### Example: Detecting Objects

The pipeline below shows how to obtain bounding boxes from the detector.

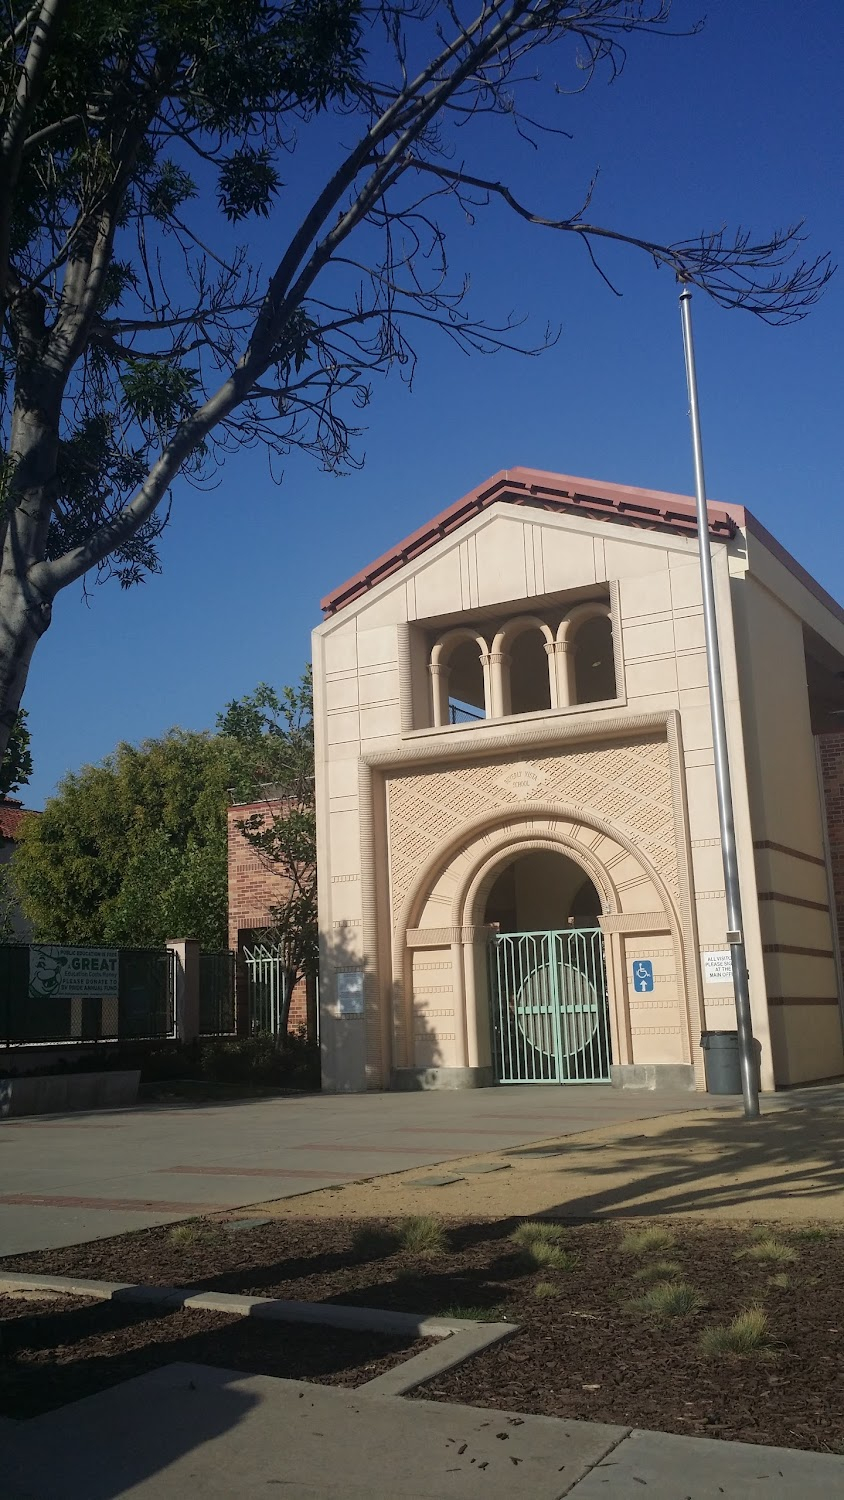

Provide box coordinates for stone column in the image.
[550,639,577,707]
[429,662,449,727]
[167,938,200,1042]
[482,650,510,718]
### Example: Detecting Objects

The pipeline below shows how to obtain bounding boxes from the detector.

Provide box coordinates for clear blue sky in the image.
[20,0,844,807]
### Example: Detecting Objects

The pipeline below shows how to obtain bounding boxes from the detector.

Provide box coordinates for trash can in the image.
[700,1030,742,1094]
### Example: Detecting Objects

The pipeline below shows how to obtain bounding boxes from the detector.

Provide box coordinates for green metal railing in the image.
[489,928,611,1084]
[242,941,287,1036]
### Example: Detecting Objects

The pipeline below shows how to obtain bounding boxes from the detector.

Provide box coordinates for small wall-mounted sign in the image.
[703,949,733,985]
[631,959,654,993]
[336,970,365,1015]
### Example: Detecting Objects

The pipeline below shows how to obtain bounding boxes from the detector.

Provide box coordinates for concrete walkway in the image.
[1,1362,841,1498]
[0,1085,728,1254]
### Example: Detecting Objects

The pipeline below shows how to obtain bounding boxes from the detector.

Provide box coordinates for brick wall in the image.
[818,732,844,955]
[227,801,312,1036]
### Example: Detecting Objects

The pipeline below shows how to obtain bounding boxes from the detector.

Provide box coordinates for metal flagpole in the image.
[678,282,760,1120]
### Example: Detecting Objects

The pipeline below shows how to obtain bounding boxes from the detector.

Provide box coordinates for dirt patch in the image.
[3,1215,843,1450]
[0,1293,428,1419]
[231,1103,844,1225]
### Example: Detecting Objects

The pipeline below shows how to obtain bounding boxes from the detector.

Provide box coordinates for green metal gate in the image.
[489,928,611,1084]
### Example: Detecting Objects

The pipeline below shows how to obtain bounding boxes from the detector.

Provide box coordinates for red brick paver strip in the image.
[0,1121,128,1130]
[0,1193,222,1213]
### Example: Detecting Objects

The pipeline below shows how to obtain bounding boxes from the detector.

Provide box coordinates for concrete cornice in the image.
[361,710,674,773]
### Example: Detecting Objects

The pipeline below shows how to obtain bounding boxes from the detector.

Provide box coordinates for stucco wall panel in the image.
[324,675,359,711]
[357,624,399,669]
[413,546,464,618]
[540,526,597,593]
[604,537,671,580]
[623,619,677,661]
[769,1004,844,1085]
[474,517,529,606]
[625,658,679,698]
[619,570,673,620]
[324,624,357,674]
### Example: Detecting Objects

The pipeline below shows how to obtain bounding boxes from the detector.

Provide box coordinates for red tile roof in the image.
[0,800,37,840]
[320,467,742,616]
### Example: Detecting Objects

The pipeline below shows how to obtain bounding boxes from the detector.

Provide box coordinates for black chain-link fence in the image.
[1,945,175,1046]
[198,951,236,1035]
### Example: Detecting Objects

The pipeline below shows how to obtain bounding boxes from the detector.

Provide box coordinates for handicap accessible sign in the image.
[631,960,654,993]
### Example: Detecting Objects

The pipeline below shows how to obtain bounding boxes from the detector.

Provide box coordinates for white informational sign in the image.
[336,970,365,1015]
[29,946,119,1001]
[703,949,733,985]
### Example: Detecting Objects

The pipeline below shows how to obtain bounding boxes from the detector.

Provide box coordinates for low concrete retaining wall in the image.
[0,1069,140,1117]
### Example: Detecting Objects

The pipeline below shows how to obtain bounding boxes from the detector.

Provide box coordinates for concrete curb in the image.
[0,1271,518,1396]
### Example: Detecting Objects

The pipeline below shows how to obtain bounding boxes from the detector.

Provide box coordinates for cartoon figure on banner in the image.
[29,947,70,999]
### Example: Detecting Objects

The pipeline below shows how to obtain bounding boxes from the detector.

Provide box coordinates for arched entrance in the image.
[484,850,611,1084]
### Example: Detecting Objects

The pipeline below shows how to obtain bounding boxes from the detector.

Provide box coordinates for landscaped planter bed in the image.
[0,1292,428,1419]
[3,1216,843,1451]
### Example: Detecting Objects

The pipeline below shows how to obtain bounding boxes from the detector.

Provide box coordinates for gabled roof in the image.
[320,467,741,616]
[0,799,36,840]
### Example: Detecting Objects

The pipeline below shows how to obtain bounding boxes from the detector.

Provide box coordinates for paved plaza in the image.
[0,1084,731,1254]
[2,1362,843,1499]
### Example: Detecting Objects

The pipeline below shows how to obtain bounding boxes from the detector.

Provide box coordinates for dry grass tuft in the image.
[528,1241,578,1271]
[700,1305,773,1358]
[632,1259,683,1284]
[533,1281,560,1300]
[627,1280,701,1319]
[737,1237,797,1264]
[440,1304,508,1322]
[512,1221,576,1271]
[169,1222,201,1246]
[511,1221,567,1249]
[398,1215,448,1259]
[619,1226,676,1255]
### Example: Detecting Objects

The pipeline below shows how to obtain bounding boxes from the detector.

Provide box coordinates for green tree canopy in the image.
[12,727,248,946]
[0,706,31,796]
[218,670,316,1029]
[0,1,831,767]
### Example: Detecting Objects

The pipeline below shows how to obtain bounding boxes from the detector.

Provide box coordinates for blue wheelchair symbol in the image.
[632,960,654,993]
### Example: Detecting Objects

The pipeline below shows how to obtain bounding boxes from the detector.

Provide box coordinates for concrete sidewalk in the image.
[1,1362,841,1498]
[0,1084,726,1254]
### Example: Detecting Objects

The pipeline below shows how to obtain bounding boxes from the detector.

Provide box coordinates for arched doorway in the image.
[484,850,611,1084]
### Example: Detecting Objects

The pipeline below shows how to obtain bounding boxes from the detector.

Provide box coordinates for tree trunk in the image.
[0,347,64,766]
[0,563,51,765]
[279,968,296,1039]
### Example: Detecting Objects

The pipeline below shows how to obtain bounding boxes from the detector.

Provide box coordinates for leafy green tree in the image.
[218,669,316,1033]
[0,3,830,766]
[11,727,250,946]
[0,706,31,795]
[0,862,18,939]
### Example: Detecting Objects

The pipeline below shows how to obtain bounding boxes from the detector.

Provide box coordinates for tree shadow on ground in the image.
[525,1099,844,1219]
[196,1214,517,1297]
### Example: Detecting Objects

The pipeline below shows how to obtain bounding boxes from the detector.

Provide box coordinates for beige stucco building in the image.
[312,467,844,1095]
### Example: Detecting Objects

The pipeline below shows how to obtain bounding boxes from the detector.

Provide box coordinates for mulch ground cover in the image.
[0,1292,428,1419]
[3,1215,843,1451]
